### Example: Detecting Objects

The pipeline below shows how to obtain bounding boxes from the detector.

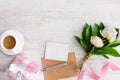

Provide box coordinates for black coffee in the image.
[3,36,16,50]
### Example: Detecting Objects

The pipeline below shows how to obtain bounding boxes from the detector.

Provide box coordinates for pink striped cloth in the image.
[8,55,40,80]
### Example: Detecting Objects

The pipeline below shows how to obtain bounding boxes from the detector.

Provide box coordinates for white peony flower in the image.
[90,36,103,48]
[100,27,117,43]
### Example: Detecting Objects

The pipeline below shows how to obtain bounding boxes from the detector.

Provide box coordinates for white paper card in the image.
[45,42,69,61]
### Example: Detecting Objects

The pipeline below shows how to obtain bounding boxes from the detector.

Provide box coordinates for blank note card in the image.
[45,42,69,61]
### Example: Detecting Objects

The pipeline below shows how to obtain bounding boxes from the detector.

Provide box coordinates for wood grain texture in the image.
[0,0,120,80]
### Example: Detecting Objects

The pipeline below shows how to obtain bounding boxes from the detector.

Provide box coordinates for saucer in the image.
[0,30,24,55]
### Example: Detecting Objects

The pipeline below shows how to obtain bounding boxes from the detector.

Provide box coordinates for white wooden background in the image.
[0,0,120,80]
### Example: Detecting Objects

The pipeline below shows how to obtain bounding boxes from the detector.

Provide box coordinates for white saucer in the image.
[0,30,24,55]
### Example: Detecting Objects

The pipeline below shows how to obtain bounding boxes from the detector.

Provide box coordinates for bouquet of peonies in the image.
[75,22,120,72]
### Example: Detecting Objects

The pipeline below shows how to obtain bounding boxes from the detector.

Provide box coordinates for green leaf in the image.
[93,23,99,36]
[115,28,119,39]
[94,49,109,59]
[74,36,88,52]
[99,22,105,30]
[107,40,120,47]
[100,46,120,57]
[88,44,94,52]
[94,49,106,55]
[82,23,92,44]
[94,46,120,58]
[102,54,109,59]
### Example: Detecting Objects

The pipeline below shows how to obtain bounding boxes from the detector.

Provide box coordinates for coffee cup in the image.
[0,30,24,55]
[1,35,16,50]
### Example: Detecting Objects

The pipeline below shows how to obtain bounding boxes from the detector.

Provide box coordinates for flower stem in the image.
[77,47,94,73]
[77,53,92,73]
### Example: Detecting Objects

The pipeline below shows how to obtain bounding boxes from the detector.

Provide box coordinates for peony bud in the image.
[90,36,103,48]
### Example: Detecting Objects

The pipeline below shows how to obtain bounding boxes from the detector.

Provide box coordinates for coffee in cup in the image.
[2,35,16,50]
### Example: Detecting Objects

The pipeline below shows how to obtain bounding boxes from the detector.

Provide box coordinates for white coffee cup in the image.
[0,30,24,55]
[1,35,16,50]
